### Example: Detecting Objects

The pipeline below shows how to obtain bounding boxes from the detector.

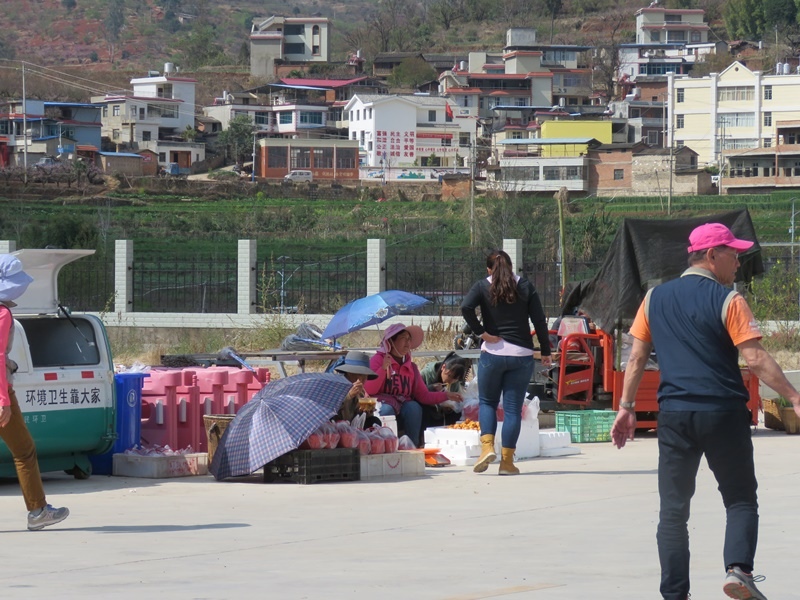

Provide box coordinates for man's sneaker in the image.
[723,566,767,600]
[27,504,69,531]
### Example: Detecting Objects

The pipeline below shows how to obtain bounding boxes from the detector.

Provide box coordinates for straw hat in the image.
[379,323,424,353]
[0,254,33,308]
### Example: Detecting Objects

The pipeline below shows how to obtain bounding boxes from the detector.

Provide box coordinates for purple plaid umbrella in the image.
[209,373,352,480]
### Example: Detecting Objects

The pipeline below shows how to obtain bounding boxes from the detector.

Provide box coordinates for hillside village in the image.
[1,5,800,197]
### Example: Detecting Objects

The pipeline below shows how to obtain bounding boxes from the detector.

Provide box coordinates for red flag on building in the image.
[445,103,453,119]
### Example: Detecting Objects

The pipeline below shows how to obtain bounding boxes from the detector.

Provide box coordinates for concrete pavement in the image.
[1,428,798,599]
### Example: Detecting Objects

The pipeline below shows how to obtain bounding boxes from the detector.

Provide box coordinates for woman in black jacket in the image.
[460,250,552,475]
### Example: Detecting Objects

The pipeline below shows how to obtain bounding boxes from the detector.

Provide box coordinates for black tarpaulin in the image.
[563,209,763,332]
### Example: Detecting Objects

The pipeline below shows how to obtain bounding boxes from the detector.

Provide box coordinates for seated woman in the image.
[420,351,472,393]
[364,323,462,447]
[333,351,380,425]
[420,351,472,429]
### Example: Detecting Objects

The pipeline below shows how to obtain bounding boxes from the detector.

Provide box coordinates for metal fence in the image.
[56,248,800,317]
[384,250,601,318]
[59,255,116,312]
[132,257,238,313]
[386,248,487,316]
[259,254,367,314]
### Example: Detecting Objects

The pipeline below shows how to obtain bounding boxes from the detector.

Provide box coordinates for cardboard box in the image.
[112,453,209,478]
[360,451,425,479]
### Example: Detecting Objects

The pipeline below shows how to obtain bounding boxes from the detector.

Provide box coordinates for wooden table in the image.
[161,349,483,378]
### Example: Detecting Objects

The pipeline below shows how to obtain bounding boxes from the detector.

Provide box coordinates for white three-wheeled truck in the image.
[0,249,116,479]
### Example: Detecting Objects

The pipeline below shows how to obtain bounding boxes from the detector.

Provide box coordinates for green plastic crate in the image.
[555,410,616,443]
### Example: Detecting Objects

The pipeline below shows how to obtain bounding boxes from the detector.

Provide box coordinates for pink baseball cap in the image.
[687,223,754,253]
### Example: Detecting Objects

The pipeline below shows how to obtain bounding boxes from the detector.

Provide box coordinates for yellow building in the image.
[541,120,612,143]
[540,121,611,157]
[669,62,800,167]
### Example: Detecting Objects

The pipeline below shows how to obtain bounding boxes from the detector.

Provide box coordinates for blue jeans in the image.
[379,400,424,448]
[656,410,758,600]
[477,352,534,448]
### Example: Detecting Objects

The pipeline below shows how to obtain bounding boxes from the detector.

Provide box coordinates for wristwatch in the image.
[620,401,636,410]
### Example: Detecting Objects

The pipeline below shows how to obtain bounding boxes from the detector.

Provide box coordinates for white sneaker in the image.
[27,504,70,531]
[723,566,767,600]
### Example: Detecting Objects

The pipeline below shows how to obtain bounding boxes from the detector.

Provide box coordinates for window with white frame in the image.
[764,86,772,100]
[717,87,755,102]
[112,105,120,116]
[676,115,685,129]
[677,89,684,103]
[718,113,755,127]
[764,112,772,127]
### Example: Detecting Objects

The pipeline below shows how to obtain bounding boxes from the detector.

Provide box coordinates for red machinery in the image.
[552,327,760,429]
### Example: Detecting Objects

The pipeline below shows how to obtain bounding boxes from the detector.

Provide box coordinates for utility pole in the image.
[470,142,475,247]
[22,62,28,183]
[470,119,477,247]
[668,127,673,216]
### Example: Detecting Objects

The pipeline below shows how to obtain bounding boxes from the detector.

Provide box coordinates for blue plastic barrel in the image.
[89,372,148,475]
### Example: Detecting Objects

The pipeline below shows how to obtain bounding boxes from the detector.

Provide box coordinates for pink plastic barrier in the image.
[140,367,271,453]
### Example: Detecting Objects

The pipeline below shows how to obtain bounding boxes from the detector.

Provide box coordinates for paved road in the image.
[1,428,797,599]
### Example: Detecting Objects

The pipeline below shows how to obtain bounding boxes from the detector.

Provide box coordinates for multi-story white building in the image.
[668,62,800,169]
[250,16,330,78]
[618,6,717,81]
[344,94,471,169]
[92,67,204,170]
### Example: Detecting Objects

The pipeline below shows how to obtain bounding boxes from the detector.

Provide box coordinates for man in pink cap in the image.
[611,223,800,600]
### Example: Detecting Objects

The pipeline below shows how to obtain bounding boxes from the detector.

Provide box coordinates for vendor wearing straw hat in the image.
[364,323,462,447]
[0,254,70,531]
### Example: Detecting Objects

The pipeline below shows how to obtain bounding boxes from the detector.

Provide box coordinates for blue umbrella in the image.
[209,373,352,480]
[321,290,431,340]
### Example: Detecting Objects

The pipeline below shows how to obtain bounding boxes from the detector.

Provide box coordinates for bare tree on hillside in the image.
[104,0,127,65]
[429,0,465,31]
[588,10,633,102]
[543,0,563,44]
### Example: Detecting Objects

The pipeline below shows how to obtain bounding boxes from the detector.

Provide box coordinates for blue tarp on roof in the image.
[43,102,99,108]
[98,151,142,158]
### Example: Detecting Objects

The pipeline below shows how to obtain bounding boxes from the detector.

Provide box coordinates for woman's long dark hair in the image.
[487,250,517,305]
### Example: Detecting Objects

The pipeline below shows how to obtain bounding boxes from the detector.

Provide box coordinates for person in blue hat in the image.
[0,254,70,531]
[334,350,379,423]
